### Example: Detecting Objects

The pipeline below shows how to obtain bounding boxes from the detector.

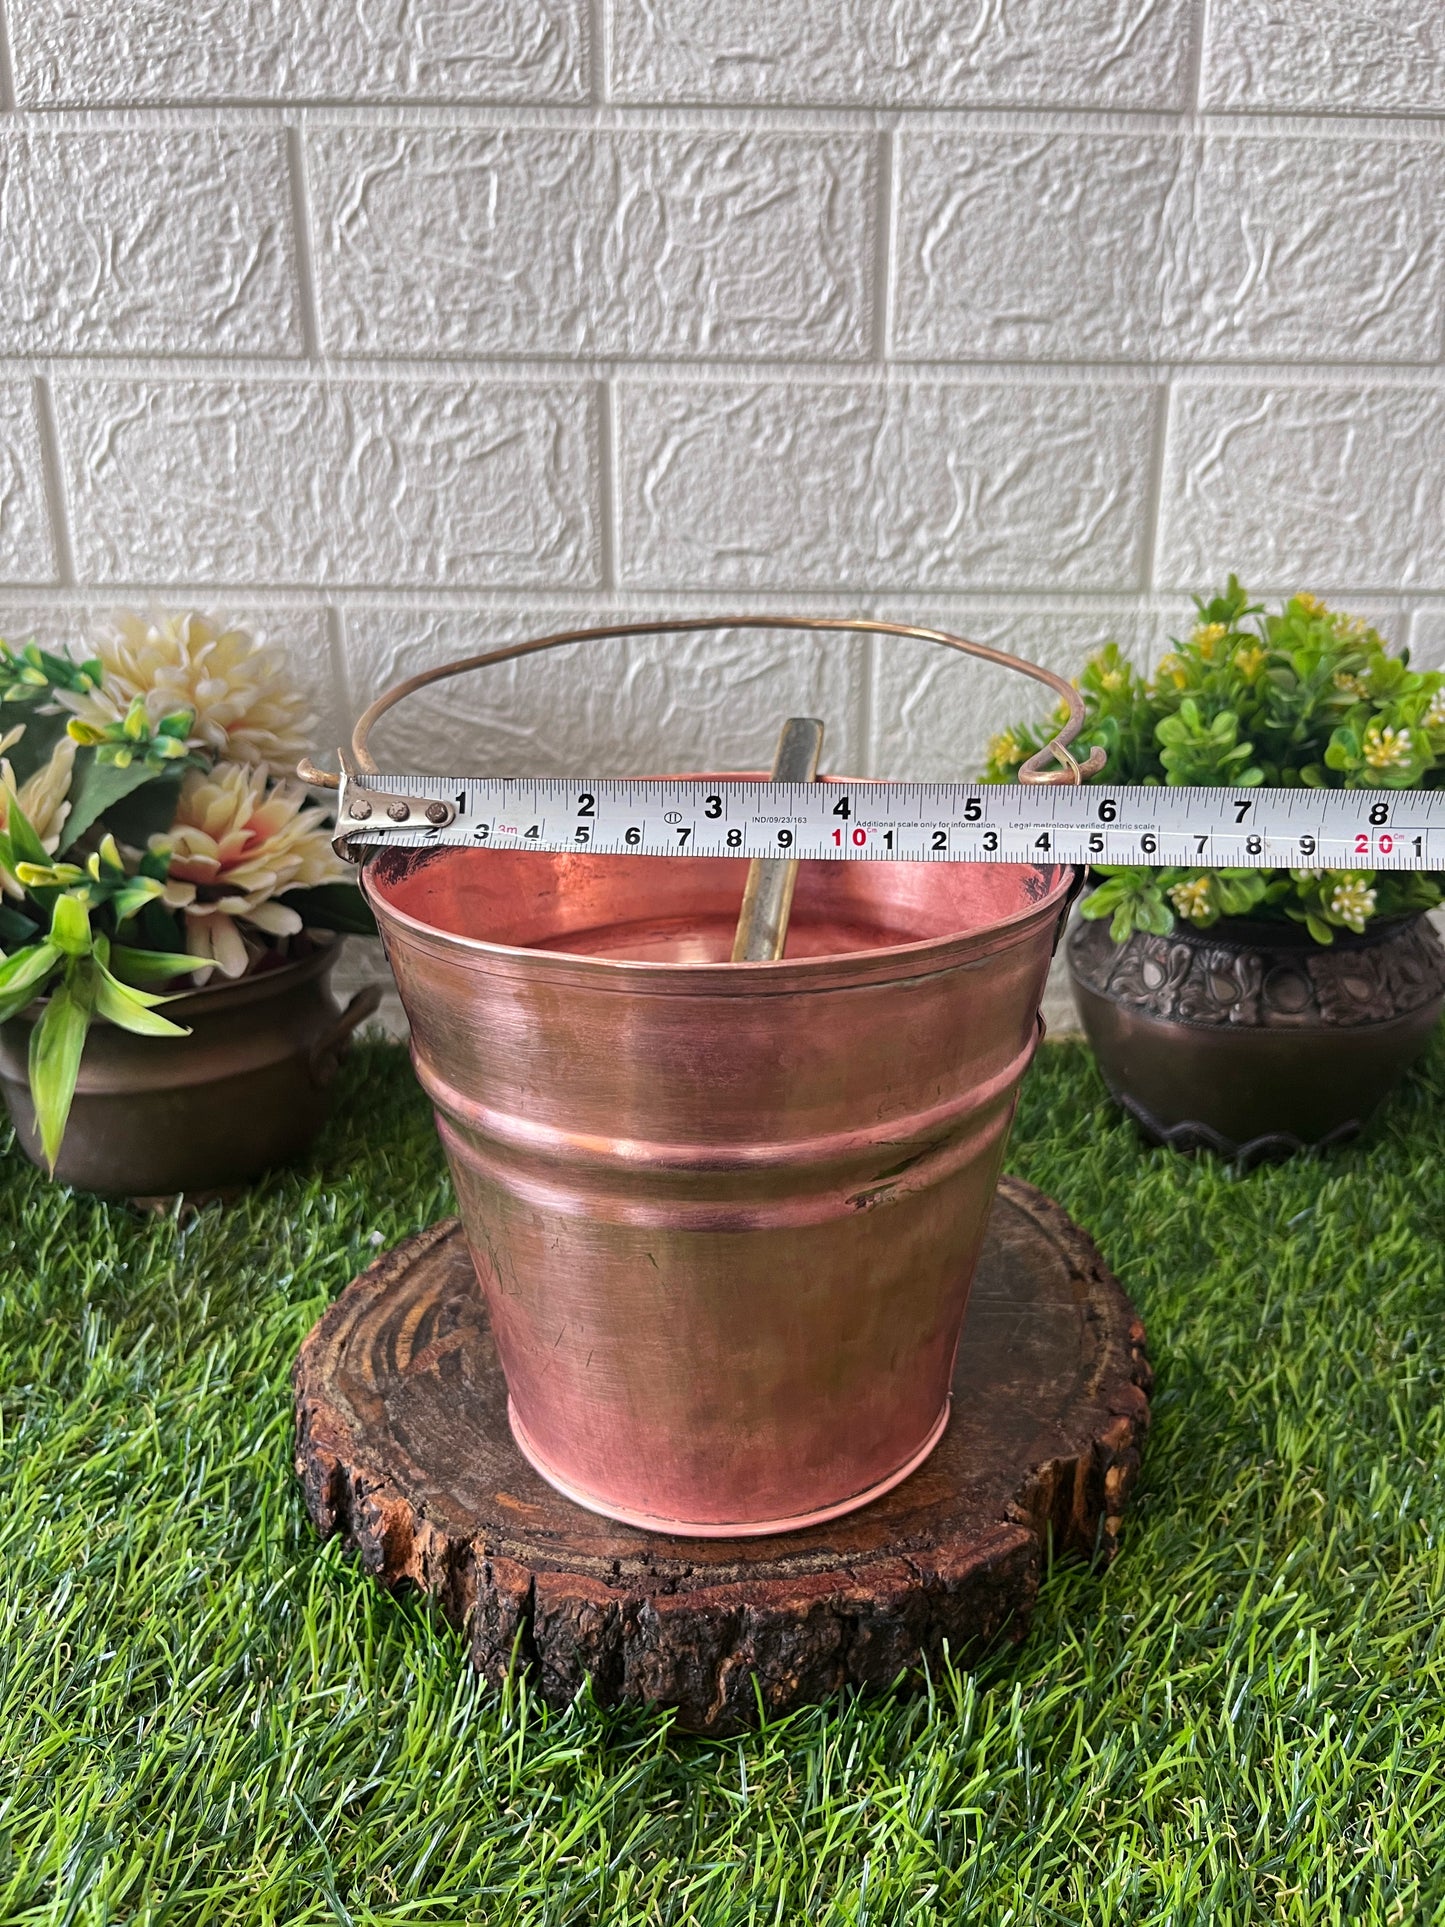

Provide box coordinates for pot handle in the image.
[309,985,383,1087]
[297,614,1104,793]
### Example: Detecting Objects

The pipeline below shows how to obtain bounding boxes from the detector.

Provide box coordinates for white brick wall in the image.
[53,377,601,587]
[4,1,1445,1034]
[608,0,1199,111]
[307,128,877,360]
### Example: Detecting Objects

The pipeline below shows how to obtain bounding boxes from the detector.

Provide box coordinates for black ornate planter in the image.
[1068,912,1445,1163]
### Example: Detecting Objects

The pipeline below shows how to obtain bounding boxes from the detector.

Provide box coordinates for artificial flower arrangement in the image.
[983,579,1445,945]
[0,611,369,1167]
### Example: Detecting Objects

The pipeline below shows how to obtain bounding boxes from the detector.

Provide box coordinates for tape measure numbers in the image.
[335,774,1445,872]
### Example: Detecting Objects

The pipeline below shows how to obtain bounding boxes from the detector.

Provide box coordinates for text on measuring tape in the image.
[335,775,1445,869]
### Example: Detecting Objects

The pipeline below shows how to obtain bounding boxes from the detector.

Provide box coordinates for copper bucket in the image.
[312,617,1101,1537]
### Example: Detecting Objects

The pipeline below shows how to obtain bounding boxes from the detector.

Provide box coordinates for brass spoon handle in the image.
[731,717,824,963]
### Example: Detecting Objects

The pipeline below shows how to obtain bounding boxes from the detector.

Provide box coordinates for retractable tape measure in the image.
[335,773,1445,872]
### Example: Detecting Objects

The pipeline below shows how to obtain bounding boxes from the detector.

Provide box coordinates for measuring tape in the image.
[335,773,1445,871]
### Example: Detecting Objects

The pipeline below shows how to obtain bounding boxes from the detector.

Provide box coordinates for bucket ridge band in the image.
[416,1022,1041,1179]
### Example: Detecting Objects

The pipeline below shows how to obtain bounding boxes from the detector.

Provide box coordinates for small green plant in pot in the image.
[984,582,1445,1159]
[0,612,377,1195]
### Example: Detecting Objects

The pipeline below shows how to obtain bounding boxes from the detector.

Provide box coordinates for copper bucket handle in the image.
[298,614,1103,790]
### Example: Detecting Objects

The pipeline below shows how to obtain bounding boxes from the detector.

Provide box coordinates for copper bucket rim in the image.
[361,841,1077,991]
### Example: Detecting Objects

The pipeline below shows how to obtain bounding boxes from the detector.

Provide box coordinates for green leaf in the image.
[94,965,189,1038]
[6,798,50,871]
[108,944,201,986]
[28,963,94,1171]
[103,775,184,851]
[88,834,120,877]
[110,883,167,928]
[0,940,60,1000]
[49,892,92,957]
[284,882,376,935]
[15,858,84,890]
[93,960,168,1007]
[0,706,71,786]
[56,748,162,854]
[1138,897,1174,936]
[0,982,56,1026]
[1079,878,1127,920]
[126,899,186,957]
[0,901,38,945]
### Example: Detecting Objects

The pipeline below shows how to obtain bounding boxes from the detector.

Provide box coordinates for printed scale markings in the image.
[338,775,1445,871]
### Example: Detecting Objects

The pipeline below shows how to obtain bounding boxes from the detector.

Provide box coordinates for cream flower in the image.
[1168,876,1213,923]
[1329,878,1376,933]
[151,763,347,979]
[1362,723,1414,770]
[1424,688,1445,730]
[0,730,76,898]
[62,609,313,774]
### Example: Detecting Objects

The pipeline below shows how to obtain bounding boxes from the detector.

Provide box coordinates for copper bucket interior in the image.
[317,617,1101,1539]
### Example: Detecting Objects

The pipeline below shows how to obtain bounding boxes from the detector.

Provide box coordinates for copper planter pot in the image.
[0,941,379,1198]
[1069,913,1445,1161]
[366,830,1073,1536]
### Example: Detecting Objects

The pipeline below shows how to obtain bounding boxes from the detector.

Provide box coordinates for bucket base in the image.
[293,1177,1151,1735]
[506,1395,953,1539]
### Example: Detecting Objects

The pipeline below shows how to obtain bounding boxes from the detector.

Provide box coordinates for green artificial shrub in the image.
[983,579,1445,945]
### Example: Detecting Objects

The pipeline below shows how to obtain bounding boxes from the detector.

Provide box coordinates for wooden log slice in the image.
[294,1177,1150,1734]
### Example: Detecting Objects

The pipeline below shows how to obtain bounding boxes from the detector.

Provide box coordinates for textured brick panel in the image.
[893,132,1186,363]
[0,129,300,356]
[894,131,1445,365]
[309,127,874,361]
[0,387,56,586]
[1188,136,1445,362]
[0,600,84,652]
[11,0,588,105]
[610,0,1196,108]
[616,381,1157,592]
[866,601,1164,780]
[1410,606,1445,667]
[1203,0,1445,115]
[1158,385,1445,592]
[339,604,869,779]
[55,381,599,590]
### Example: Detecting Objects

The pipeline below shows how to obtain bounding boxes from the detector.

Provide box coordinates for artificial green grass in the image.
[4,1031,1445,1925]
